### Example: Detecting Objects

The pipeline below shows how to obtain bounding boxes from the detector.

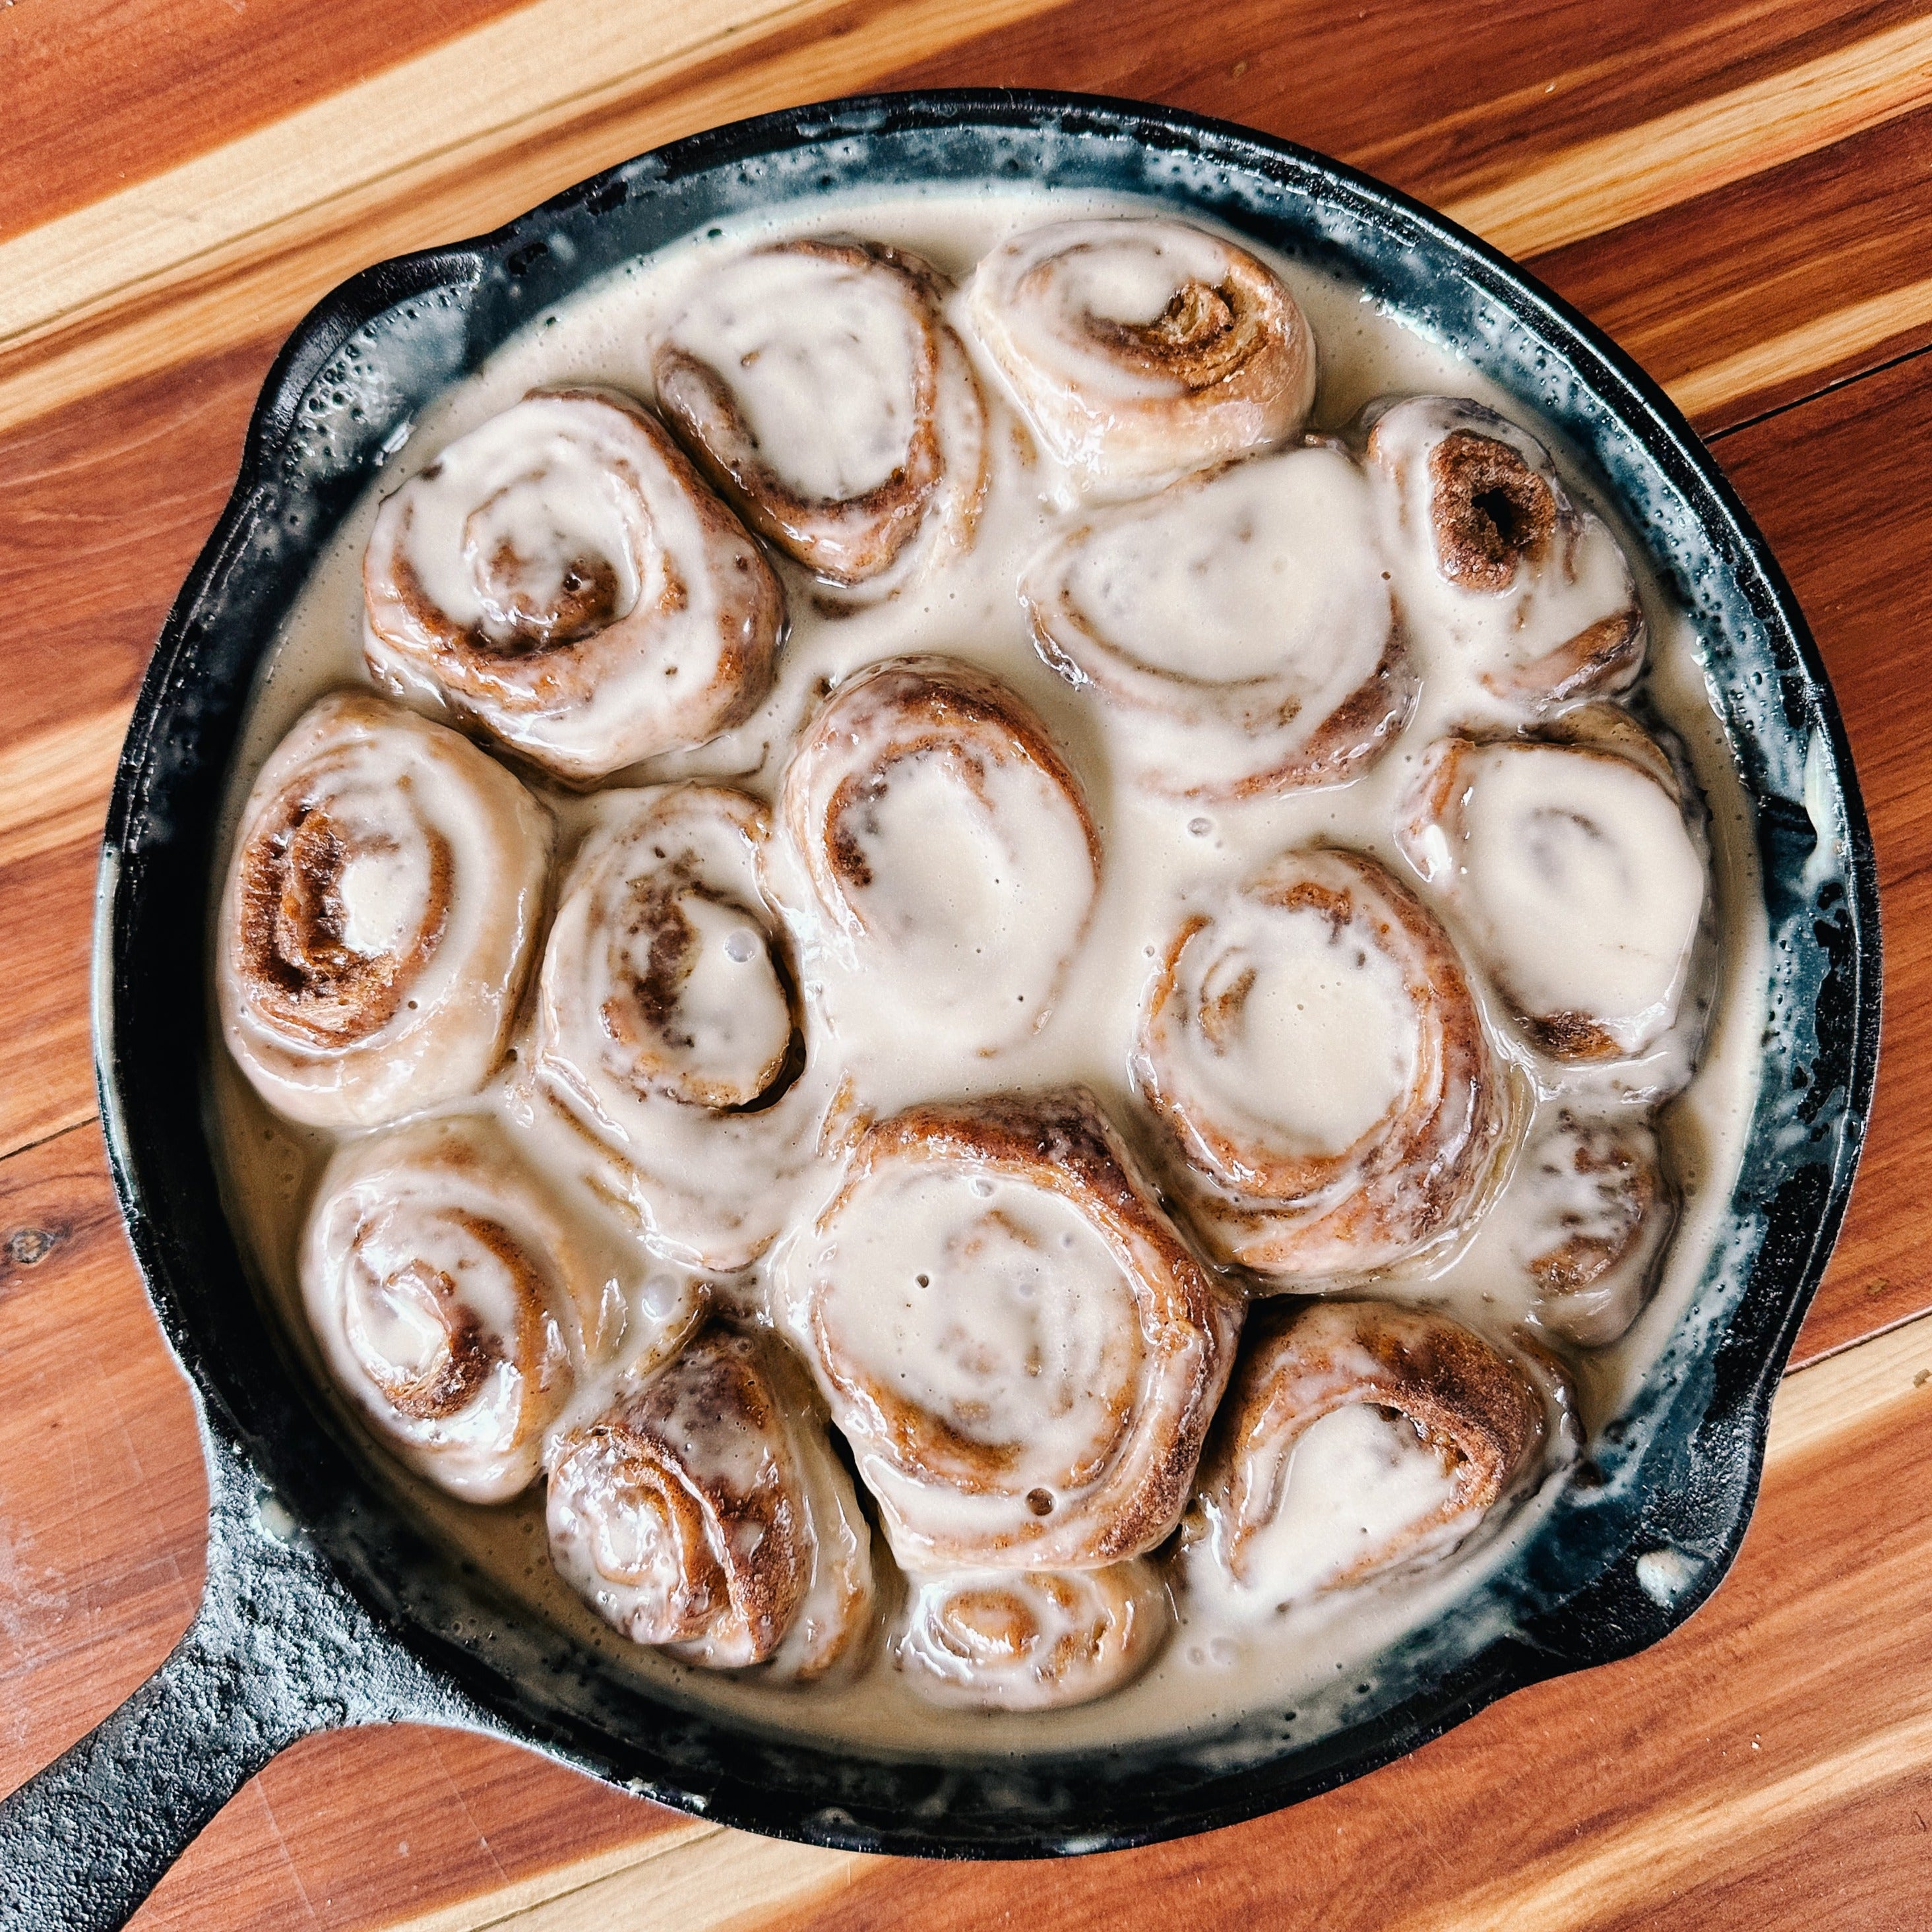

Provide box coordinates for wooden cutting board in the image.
[5,1,1932,1924]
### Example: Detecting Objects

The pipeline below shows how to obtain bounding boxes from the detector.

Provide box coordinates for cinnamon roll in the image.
[893,1561,1170,1711]
[363,388,783,783]
[1188,1299,1549,1611]
[1395,731,1707,1062]
[967,217,1315,488]
[1366,396,1644,708]
[546,1324,875,1678]
[218,690,550,1129]
[777,1089,1241,1571]
[1513,1111,1673,1348]
[774,658,1102,1056]
[301,1116,617,1503]
[534,783,839,1270]
[1021,442,1413,796]
[1137,848,1512,1282]
[654,239,987,594]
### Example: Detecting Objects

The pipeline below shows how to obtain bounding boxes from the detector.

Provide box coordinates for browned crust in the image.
[547,1324,811,1666]
[804,1087,1241,1568]
[362,388,783,778]
[1367,396,1645,707]
[1425,428,1556,591]
[1137,848,1506,1278]
[780,654,1102,947]
[1199,1298,1546,1591]
[654,241,983,587]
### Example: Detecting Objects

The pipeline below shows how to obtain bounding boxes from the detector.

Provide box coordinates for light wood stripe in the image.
[1443,13,1932,257]
[6,7,1932,436]
[0,0,1044,436]
[1667,270,1932,418]
[0,0,817,345]
[381,1310,1932,1931]
[0,707,129,871]
[390,1820,868,1932]
[1452,10,1932,257]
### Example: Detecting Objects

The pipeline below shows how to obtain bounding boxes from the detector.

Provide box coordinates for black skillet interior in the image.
[88,90,1879,1862]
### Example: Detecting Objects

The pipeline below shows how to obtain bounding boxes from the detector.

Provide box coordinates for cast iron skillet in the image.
[0,90,1881,1931]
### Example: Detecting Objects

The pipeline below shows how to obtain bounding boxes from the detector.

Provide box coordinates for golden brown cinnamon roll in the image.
[1395,732,1707,1063]
[654,239,987,594]
[1136,848,1512,1282]
[773,657,1102,1057]
[893,1561,1170,1711]
[534,783,839,1270]
[1366,396,1644,708]
[301,1116,616,1503]
[546,1324,875,1678]
[776,1089,1241,1572]
[217,691,550,1129]
[362,389,783,783]
[1187,1299,1549,1611]
[1021,442,1413,796]
[1512,1111,1674,1347]
[967,217,1315,488]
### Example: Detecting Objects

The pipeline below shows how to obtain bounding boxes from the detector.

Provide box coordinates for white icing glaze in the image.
[1138,848,1514,1282]
[1022,443,1411,795]
[968,216,1315,490]
[894,1561,1170,1709]
[1367,395,1644,709]
[217,689,551,1129]
[772,658,1101,1061]
[1402,738,1707,1063]
[654,241,987,598]
[1197,1405,1466,1613]
[208,185,1767,1757]
[776,1092,1238,1573]
[302,1115,617,1502]
[532,784,843,1270]
[363,389,782,782]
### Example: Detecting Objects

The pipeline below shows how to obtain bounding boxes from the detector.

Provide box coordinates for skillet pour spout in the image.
[0,88,1879,1927]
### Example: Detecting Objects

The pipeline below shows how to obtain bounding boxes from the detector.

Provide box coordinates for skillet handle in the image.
[0,1407,441,1931]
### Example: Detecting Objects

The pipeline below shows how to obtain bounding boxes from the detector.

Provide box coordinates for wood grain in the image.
[2,0,1930,1925]
[1719,352,1932,1363]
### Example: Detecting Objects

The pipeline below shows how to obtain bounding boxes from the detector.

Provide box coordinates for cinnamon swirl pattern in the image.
[1189,1300,1551,1611]
[968,217,1315,487]
[301,1117,616,1503]
[1367,396,1644,708]
[212,199,1741,1736]
[1513,1113,1674,1348]
[547,1324,875,1677]
[218,691,550,1129]
[654,240,987,594]
[894,1561,1171,1711]
[363,389,783,782]
[775,658,1101,1057]
[1022,442,1413,795]
[1396,732,1707,1065]
[534,783,837,1270]
[778,1090,1241,1573]
[1138,849,1512,1282]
